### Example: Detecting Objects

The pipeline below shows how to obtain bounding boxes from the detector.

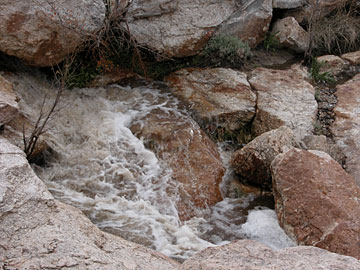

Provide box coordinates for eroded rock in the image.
[165,68,256,140]
[331,73,360,186]
[0,137,180,269]
[181,239,360,270]
[272,17,309,53]
[271,148,360,259]
[217,0,273,48]
[127,0,236,57]
[0,75,19,125]
[131,109,225,221]
[231,126,297,189]
[0,0,105,66]
[249,65,317,139]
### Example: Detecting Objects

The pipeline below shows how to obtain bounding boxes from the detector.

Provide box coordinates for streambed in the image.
[12,73,295,261]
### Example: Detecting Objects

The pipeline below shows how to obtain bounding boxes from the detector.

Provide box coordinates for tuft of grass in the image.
[310,57,335,84]
[263,31,280,51]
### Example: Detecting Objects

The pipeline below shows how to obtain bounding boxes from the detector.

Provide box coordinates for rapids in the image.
[10,72,295,261]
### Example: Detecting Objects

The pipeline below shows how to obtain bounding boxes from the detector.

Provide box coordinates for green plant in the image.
[201,34,251,67]
[310,58,335,84]
[263,31,280,51]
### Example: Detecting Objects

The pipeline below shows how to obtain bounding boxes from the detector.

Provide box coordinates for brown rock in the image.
[165,68,256,139]
[273,0,307,9]
[272,17,309,53]
[0,75,19,125]
[331,73,360,186]
[249,65,317,138]
[217,0,273,48]
[341,50,360,65]
[127,0,236,57]
[231,126,297,188]
[0,0,105,66]
[181,239,360,270]
[316,55,348,76]
[131,109,225,221]
[0,137,180,269]
[271,148,360,259]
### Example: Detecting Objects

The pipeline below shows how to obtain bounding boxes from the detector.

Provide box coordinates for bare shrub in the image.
[307,0,360,57]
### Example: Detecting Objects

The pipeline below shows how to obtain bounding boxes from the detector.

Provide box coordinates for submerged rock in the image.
[131,109,225,221]
[181,239,360,270]
[216,0,273,48]
[248,65,317,139]
[165,68,256,141]
[331,73,360,186]
[0,137,180,269]
[127,0,236,57]
[231,126,297,189]
[0,0,105,66]
[271,148,360,259]
[0,74,19,125]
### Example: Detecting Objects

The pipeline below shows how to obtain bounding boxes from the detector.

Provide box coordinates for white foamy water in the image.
[8,72,296,260]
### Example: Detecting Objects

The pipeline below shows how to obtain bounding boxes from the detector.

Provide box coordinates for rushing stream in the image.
[10,72,295,261]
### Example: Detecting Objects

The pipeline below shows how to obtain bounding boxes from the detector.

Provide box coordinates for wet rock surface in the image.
[165,68,256,139]
[181,239,360,270]
[271,148,360,259]
[0,0,105,66]
[231,126,297,189]
[131,108,225,221]
[0,137,180,270]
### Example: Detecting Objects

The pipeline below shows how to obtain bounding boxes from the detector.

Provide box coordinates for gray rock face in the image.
[0,75,19,125]
[180,239,360,270]
[331,73,360,186]
[273,0,307,9]
[217,0,273,48]
[272,17,309,53]
[271,148,360,260]
[231,126,297,188]
[249,65,317,139]
[127,0,236,57]
[165,68,256,135]
[0,137,179,269]
[0,0,105,66]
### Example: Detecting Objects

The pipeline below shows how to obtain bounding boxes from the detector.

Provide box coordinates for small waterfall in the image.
[9,72,295,261]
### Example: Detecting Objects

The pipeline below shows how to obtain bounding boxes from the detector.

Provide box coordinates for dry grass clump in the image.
[308,0,360,56]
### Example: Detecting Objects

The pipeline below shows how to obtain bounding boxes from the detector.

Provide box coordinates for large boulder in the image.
[216,0,273,48]
[126,0,236,57]
[271,148,360,259]
[165,68,256,140]
[0,74,19,125]
[0,0,105,66]
[231,126,297,189]
[180,239,360,270]
[131,109,225,221]
[0,137,180,269]
[271,17,309,53]
[248,65,317,139]
[331,73,360,186]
